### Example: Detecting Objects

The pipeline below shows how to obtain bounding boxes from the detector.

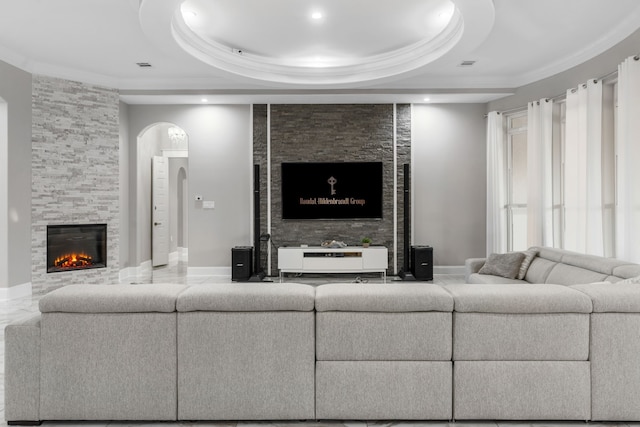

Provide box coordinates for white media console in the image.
[278,246,388,282]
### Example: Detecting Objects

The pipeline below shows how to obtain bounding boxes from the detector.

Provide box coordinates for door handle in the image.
[154,222,162,226]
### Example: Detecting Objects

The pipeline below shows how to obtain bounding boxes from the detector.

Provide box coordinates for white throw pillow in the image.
[517,249,538,280]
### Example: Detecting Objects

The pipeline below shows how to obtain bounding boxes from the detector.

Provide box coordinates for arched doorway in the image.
[136,122,189,282]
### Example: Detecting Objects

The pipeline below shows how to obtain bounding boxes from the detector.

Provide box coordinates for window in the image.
[505,111,528,251]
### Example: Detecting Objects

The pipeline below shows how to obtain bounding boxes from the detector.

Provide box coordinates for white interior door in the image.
[152,155,169,267]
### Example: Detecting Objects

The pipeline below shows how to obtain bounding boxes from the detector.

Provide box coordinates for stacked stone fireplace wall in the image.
[31,75,120,292]
[253,104,411,275]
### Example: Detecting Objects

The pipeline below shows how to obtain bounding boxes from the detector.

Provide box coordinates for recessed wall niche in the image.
[253,104,411,274]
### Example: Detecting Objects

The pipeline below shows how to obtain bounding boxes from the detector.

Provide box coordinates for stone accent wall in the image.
[253,104,411,275]
[31,75,120,292]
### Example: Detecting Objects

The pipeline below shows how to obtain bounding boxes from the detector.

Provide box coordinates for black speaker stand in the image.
[397,269,416,281]
[248,271,269,282]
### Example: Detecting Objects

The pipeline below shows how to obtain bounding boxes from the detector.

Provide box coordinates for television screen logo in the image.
[327,176,337,195]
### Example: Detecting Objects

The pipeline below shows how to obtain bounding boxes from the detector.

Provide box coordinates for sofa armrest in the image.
[465,258,486,283]
[4,313,41,424]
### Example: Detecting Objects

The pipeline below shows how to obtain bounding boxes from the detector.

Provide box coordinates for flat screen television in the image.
[281,162,383,220]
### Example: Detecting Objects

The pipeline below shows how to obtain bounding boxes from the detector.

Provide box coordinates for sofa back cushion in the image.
[527,246,640,284]
[545,263,608,285]
[315,283,453,312]
[39,284,187,313]
[524,258,557,283]
[176,283,315,312]
[561,253,630,275]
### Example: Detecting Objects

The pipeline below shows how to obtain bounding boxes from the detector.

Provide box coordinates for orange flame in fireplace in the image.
[54,253,93,269]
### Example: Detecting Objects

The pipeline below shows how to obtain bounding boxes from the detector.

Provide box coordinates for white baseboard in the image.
[0,282,33,300]
[187,267,231,277]
[167,248,189,266]
[119,267,136,282]
[178,247,188,261]
[433,266,465,275]
[120,260,152,283]
[139,260,152,277]
[169,251,179,266]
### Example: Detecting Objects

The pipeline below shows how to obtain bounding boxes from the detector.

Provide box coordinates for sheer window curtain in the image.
[564,79,605,256]
[616,55,640,263]
[486,111,507,254]
[527,99,554,247]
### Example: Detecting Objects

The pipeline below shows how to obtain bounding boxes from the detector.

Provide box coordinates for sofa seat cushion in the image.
[176,283,315,312]
[453,312,589,360]
[571,282,640,312]
[316,361,452,420]
[444,283,593,313]
[315,283,453,312]
[454,361,591,420]
[39,284,187,313]
[467,273,528,285]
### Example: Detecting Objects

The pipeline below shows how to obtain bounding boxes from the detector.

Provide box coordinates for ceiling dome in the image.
[139,0,495,86]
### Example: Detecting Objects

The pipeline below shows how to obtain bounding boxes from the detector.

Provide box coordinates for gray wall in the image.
[488,27,640,112]
[0,60,32,292]
[127,105,251,271]
[412,104,486,266]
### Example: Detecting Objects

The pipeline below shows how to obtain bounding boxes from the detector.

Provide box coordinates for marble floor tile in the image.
[367,422,452,427]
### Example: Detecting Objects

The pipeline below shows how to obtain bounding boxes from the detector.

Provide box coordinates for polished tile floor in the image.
[0,263,632,427]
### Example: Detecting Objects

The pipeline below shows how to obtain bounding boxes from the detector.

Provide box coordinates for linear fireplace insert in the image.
[47,224,107,273]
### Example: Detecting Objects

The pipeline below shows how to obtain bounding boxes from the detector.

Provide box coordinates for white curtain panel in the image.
[616,55,640,263]
[526,98,554,247]
[486,111,508,255]
[564,79,604,256]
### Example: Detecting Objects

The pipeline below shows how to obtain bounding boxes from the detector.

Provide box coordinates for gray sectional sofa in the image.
[5,247,640,423]
[466,245,640,284]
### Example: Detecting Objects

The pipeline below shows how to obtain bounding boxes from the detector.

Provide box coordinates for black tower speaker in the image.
[411,246,433,281]
[249,164,267,281]
[232,246,253,281]
[398,163,416,280]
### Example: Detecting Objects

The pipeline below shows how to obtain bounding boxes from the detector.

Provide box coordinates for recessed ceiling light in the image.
[423,97,431,102]
[311,12,322,20]
[201,98,208,103]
